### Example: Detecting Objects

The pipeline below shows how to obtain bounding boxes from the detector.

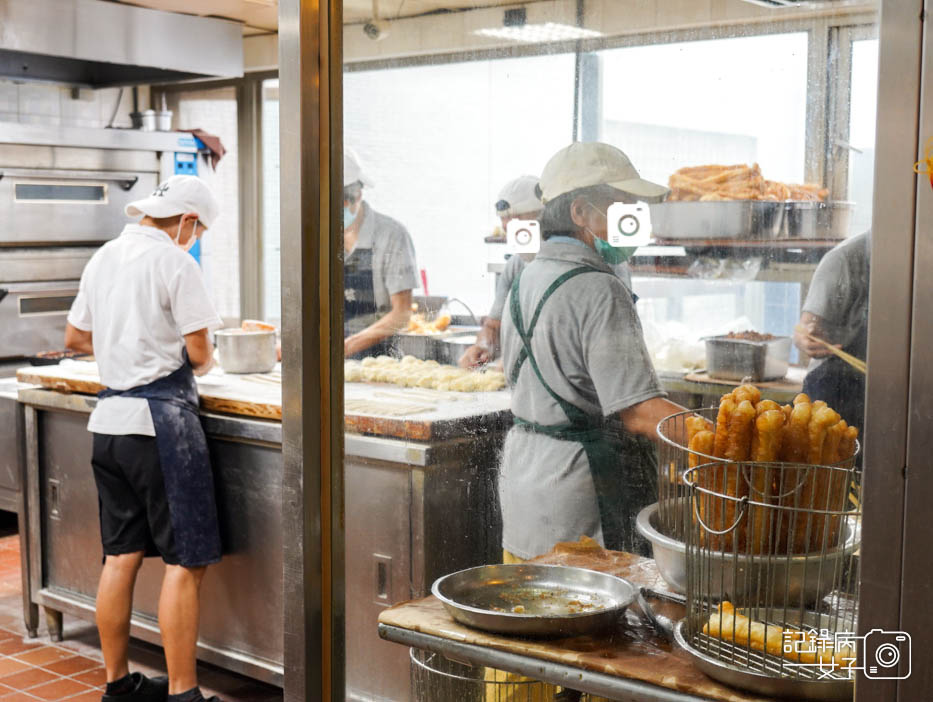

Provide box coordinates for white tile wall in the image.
[0,80,148,128]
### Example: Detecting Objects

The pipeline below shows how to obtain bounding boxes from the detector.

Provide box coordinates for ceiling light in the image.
[474,22,602,44]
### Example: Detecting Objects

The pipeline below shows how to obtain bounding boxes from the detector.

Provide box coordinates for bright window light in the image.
[474,23,602,44]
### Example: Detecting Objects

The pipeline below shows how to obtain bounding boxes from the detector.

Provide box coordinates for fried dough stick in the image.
[703,397,736,549]
[796,406,842,552]
[747,409,785,553]
[721,400,756,551]
[704,602,855,668]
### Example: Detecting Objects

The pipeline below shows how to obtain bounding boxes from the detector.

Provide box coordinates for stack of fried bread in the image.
[668,164,829,202]
[704,601,856,669]
[685,385,858,554]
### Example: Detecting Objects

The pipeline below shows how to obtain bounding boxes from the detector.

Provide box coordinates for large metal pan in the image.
[432,564,637,637]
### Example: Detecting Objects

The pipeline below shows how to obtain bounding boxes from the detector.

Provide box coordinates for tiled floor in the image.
[0,527,282,701]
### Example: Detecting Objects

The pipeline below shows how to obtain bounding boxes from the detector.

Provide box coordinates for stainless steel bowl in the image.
[439,334,478,366]
[432,564,637,637]
[215,329,277,374]
[636,502,860,604]
[704,334,791,382]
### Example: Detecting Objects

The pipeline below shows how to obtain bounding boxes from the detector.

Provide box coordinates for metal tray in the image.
[704,334,791,382]
[432,564,637,637]
[635,501,860,604]
[674,618,854,700]
[782,201,853,240]
[649,201,784,240]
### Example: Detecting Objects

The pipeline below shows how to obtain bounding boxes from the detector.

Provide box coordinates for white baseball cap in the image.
[539,142,669,203]
[345,147,374,188]
[496,175,543,216]
[125,175,220,229]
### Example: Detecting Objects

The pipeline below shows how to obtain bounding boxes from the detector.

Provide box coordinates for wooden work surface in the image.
[16,363,511,441]
[684,367,805,394]
[379,538,777,702]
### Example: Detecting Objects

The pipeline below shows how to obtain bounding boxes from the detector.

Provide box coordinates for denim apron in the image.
[98,361,222,567]
[345,247,390,359]
[508,267,657,555]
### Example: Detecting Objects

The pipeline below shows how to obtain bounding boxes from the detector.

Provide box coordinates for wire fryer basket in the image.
[680,460,861,687]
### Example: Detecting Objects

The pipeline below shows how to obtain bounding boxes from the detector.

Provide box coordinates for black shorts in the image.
[91,433,181,565]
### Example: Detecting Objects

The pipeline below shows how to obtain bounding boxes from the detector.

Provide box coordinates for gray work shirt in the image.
[489,252,633,320]
[802,231,870,369]
[498,239,665,559]
[345,201,419,334]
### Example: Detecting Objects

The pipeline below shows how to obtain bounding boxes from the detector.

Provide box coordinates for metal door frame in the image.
[278,0,345,700]
[857,1,924,701]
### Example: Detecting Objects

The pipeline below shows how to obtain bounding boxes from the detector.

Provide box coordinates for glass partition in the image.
[332,3,884,699]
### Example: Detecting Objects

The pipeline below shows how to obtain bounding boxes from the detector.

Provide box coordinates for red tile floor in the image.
[0,526,282,701]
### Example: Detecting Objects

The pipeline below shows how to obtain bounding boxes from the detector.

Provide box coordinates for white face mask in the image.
[174,218,199,253]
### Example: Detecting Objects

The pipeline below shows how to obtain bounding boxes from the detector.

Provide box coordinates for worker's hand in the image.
[793,314,838,358]
[459,344,491,369]
[276,342,282,362]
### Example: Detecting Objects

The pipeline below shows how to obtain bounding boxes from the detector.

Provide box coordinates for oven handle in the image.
[0,169,141,191]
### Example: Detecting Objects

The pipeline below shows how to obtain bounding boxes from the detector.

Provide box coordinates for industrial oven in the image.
[0,122,209,375]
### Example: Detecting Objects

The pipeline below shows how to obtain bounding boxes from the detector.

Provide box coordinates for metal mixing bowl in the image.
[636,501,860,604]
[215,329,277,374]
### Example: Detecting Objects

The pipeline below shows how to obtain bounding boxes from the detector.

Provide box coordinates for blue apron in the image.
[98,362,222,567]
[345,246,390,358]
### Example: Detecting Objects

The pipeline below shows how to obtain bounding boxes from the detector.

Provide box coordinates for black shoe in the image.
[101,673,169,702]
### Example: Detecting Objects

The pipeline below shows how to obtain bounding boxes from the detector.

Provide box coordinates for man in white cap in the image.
[460,175,544,368]
[498,142,688,564]
[343,148,419,357]
[65,175,225,702]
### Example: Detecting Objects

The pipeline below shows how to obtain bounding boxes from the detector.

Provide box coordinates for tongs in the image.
[636,587,686,641]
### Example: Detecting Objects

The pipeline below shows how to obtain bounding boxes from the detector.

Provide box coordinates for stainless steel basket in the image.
[410,648,597,701]
[678,461,861,700]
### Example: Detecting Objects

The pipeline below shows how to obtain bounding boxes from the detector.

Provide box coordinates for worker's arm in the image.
[344,290,413,358]
[459,317,500,368]
[793,311,838,358]
[64,323,94,355]
[619,396,687,442]
[184,328,215,376]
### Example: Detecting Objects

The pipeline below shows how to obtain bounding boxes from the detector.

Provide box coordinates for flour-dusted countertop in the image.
[16,361,512,441]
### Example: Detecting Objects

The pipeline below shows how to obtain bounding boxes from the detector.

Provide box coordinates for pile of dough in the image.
[344,355,506,392]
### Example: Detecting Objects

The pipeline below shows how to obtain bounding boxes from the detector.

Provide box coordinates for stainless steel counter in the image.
[16,387,504,698]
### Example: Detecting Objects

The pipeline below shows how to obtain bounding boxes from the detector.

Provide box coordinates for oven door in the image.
[0,281,79,359]
[0,168,157,245]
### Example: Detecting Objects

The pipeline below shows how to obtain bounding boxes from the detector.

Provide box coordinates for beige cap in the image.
[496,175,543,216]
[539,142,669,203]
[125,175,220,228]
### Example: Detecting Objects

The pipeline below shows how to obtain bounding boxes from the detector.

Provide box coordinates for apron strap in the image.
[509,265,607,426]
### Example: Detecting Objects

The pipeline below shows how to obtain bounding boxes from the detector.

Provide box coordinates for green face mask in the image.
[593,236,636,265]
[585,201,636,265]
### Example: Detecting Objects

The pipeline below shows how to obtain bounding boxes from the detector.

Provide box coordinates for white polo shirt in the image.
[67,224,223,436]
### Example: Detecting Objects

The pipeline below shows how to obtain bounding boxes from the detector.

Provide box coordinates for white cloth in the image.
[67,224,223,436]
